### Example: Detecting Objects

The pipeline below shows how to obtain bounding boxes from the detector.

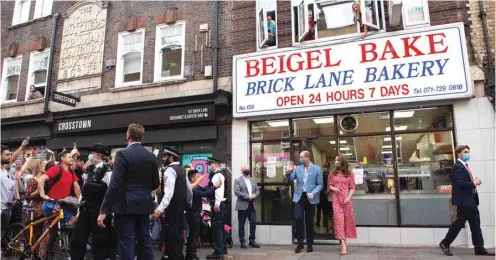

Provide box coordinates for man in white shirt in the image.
[151,147,192,260]
[206,157,227,260]
[233,165,260,249]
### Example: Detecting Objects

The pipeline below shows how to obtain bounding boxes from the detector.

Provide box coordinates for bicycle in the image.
[1,200,74,260]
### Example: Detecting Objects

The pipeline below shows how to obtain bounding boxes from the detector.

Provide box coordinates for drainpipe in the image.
[212,0,219,92]
[478,0,495,108]
[43,13,60,114]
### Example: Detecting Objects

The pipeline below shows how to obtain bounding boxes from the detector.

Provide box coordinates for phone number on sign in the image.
[413,84,464,95]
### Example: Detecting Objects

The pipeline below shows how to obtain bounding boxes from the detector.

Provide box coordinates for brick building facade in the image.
[1,1,235,166]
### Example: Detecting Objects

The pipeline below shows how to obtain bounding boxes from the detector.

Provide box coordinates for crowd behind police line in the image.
[3,124,493,259]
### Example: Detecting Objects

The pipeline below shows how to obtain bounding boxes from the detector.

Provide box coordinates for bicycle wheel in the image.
[51,230,70,260]
[1,223,27,258]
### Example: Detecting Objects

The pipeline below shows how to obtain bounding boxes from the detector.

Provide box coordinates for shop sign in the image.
[54,104,215,133]
[232,23,472,118]
[52,91,80,107]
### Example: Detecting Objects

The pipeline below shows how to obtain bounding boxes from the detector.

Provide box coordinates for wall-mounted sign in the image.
[232,23,472,118]
[58,1,107,80]
[54,103,215,133]
[52,91,80,107]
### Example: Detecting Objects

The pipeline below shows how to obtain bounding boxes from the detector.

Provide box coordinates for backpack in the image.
[44,166,74,195]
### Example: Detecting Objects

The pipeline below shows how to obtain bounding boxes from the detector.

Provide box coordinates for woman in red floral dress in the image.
[328,154,357,255]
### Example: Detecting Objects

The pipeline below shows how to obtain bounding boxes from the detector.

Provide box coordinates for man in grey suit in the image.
[234,165,261,249]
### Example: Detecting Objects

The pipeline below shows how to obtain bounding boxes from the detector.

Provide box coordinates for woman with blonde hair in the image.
[328,154,357,255]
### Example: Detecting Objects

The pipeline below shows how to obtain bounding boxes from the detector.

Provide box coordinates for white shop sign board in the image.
[232,23,472,118]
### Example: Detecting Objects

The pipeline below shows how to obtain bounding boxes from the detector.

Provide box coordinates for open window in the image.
[293,0,386,44]
[1,57,22,103]
[154,22,186,81]
[26,50,49,100]
[402,0,430,29]
[256,0,277,50]
[115,29,145,87]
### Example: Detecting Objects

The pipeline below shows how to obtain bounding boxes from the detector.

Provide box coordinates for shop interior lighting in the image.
[330,141,336,144]
[379,111,415,119]
[386,125,408,131]
[340,147,350,151]
[382,145,392,148]
[267,121,289,127]
[313,117,334,124]
[340,140,347,144]
[384,137,403,141]
[381,151,393,154]
[344,153,353,156]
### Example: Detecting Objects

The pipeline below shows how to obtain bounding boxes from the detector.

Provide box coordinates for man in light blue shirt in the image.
[286,151,323,254]
[266,15,276,46]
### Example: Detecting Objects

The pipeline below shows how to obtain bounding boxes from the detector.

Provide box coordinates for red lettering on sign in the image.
[245,59,259,78]
[276,95,304,107]
[261,57,276,76]
[427,33,448,54]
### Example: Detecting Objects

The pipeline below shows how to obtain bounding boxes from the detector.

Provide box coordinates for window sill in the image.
[110,78,187,93]
[1,98,44,108]
[9,15,53,30]
[292,30,385,47]
[257,46,278,52]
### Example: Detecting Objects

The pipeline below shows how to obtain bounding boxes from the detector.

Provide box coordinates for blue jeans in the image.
[238,202,256,244]
[113,214,153,260]
[211,202,226,255]
[42,201,74,223]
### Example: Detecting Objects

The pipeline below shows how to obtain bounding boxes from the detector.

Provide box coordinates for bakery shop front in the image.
[230,23,474,246]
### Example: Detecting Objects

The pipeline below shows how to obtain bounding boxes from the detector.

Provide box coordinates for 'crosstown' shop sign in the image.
[232,23,472,118]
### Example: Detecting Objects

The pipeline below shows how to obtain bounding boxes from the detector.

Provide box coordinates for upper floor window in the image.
[402,0,430,29]
[256,0,277,50]
[116,29,145,87]
[292,0,385,44]
[33,0,53,19]
[154,22,185,82]
[12,0,31,25]
[26,50,49,100]
[1,57,22,103]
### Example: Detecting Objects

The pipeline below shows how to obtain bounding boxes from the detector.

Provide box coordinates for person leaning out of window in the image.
[328,154,357,255]
[27,85,43,100]
[352,2,369,39]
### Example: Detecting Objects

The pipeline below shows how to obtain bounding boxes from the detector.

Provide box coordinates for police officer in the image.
[206,157,228,260]
[70,143,117,260]
[151,147,193,260]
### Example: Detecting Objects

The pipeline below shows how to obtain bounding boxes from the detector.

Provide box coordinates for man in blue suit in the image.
[439,145,494,256]
[98,124,160,260]
[286,151,323,253]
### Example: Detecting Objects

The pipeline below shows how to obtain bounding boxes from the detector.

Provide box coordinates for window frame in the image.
[115,29,145,88]
[256,0,278,51]
[154,21,186,82]
[248,106,456,227]
[12,0,31,25]
[291,0,386,46]
[25,49,49,101]
[1,56,23,104]
[402,0,431,29]
[33,0,53,19]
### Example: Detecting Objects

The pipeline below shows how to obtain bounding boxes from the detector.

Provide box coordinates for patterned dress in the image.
[25,177,48,258]
[328,171,357,240]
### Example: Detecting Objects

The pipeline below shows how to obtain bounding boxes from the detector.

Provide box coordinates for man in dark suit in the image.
[98,124,160,260]
[439,145,494,256]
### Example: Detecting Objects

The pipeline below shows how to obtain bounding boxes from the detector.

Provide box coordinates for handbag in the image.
[327,190,334,202]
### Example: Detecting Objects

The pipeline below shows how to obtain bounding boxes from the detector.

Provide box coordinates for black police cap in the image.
[207,157,222,164]
[89,143,110,157]
[162,146,181,158]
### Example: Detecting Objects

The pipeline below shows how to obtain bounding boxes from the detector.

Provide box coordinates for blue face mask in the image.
[88,154,95,164]
[462,153,470,162]
[299,159,305,165]
[243,170,250,176]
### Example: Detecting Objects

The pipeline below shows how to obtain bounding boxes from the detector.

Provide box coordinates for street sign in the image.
[52,91,80,107]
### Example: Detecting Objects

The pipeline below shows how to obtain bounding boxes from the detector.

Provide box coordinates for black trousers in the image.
[295,193,315,245]
[441,206,485,252]
[316,200,331,227]
[70,206,117,260]
[238,202,256,244]
[165,214,184,260]
[185,211,201,259]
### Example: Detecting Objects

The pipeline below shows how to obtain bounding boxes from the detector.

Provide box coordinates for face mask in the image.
[88,154,95,164]
[299,159,305,165]
[323,168,328,172]
[242,170,250,176]
[462,153,470,162]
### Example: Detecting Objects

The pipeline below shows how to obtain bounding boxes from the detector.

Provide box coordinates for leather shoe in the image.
[240,242,248,249]
[475,250,495,256]
[295,244,304,253]
[439,243,453,256]
[249,241,261,248]
[307,245,314,252]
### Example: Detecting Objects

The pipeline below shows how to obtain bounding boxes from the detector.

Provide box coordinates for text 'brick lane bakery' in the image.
[230,23,476,246]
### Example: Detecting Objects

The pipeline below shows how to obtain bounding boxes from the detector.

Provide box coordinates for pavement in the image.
[168,245,496,260]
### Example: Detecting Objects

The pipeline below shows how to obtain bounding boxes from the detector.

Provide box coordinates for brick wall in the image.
[1,1,233,118]
[467,0,495,69]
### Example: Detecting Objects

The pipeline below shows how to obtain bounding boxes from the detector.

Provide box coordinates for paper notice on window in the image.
[267,157,277,178]
[354,168,364,185]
